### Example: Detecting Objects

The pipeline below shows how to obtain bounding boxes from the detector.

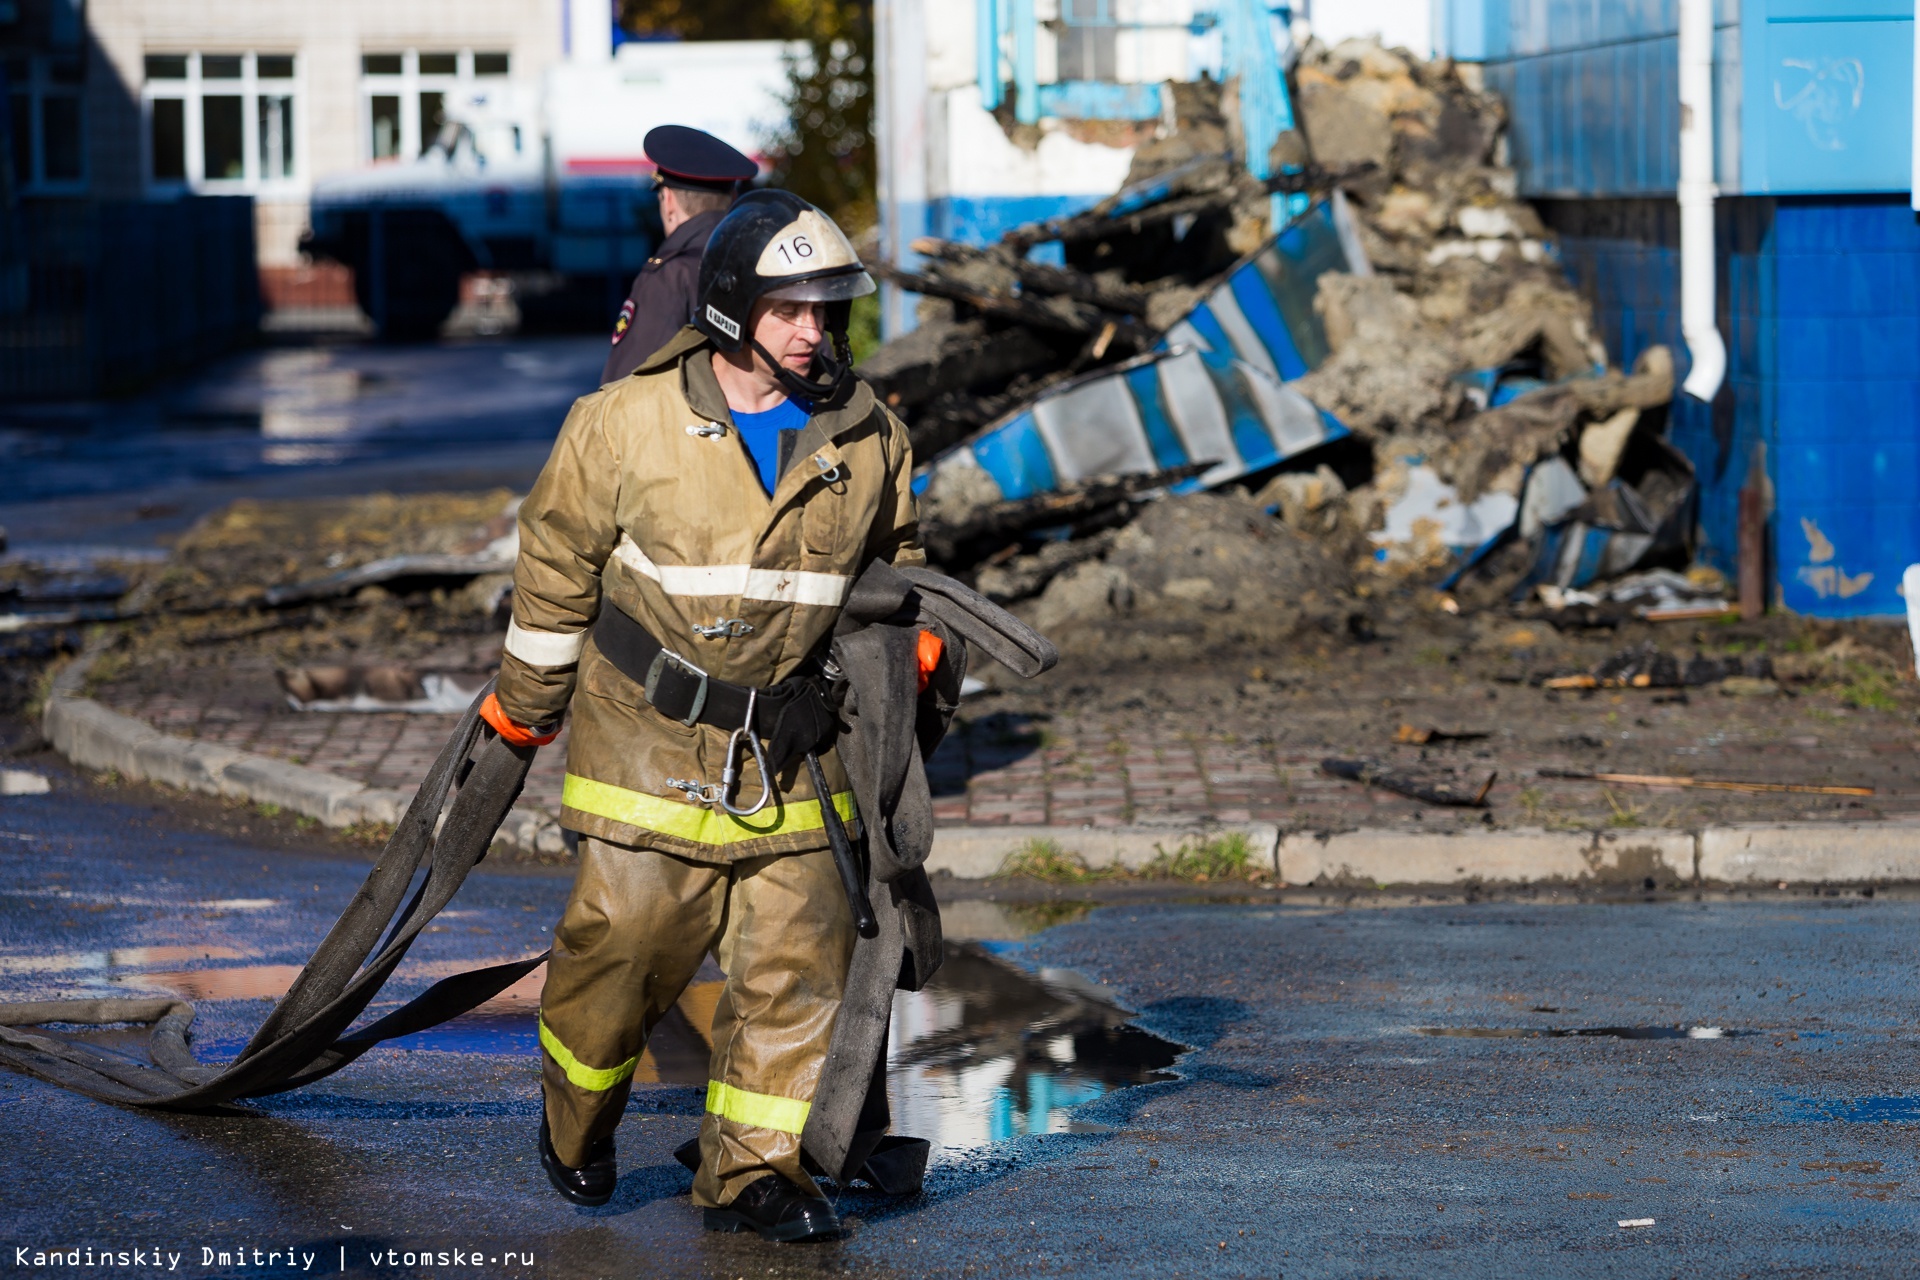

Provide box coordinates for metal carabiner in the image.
[717,688,774,817]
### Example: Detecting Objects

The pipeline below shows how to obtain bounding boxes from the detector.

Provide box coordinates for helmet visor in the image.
[764,269,876,303]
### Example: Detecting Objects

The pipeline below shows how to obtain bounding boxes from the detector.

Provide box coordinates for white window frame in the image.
[9,55,88,195]
[140,51,305,196]
[360,49,509,163]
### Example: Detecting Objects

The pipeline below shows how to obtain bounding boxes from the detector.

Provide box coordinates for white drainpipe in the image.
[1678,0,1725,401]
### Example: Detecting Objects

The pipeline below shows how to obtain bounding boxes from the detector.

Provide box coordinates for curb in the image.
[44,689,414,830]
[36,661,1920,882]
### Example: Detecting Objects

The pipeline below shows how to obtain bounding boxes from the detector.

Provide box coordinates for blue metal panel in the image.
[1539,197,1774,582]
[1740,0,1914,194]
[926,194,1106,246]
[1468,0,1742,196]
[1034,81,1164,120]
[1124,362,1191,471]
[923,207,1356,502]
[1769,197,1920,616]
[978,0,1003,110]
[972,414,1057,498]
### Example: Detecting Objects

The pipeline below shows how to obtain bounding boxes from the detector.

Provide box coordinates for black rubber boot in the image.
[540,1117,616,1206]
[702,1174,844,1242]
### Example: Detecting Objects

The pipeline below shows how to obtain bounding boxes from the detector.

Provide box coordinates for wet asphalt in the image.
[1,766,1918,1278]
[0,335,602,555]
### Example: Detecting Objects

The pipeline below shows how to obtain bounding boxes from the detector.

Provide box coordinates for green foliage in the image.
[994,839,1109,883]
[994,831,1268,883]
[1144,832,1259,881]
[847,290,881,364]
[1601,788,1642,829]
[618,0,875,235]
[770,21,876,234]
[1835,663,1899,712]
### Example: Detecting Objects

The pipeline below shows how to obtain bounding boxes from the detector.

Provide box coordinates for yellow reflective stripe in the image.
[562,774,856,846]
[538,1014,636,1092]
[706,1079,811,1134]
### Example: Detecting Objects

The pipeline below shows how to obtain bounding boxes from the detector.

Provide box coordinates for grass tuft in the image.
[1834,663,1900,712]
[1145,832,1261,882]
[994,838,1108,883]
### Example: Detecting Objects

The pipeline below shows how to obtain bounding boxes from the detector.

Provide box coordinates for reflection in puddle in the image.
[0,945,245,976]
[395,943,1182,1150]
[82,941,1182,1153]
[116,964,309,1002]
[888,944,1180,1149]
[1415,1025,1740,1040]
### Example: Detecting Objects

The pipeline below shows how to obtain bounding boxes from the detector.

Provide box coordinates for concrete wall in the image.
[83,0,572,264]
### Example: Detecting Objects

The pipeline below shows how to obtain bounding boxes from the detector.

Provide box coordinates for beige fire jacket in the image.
[495,326,924,861]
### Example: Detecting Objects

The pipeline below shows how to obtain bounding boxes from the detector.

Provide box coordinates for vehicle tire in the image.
[350,209,474,341]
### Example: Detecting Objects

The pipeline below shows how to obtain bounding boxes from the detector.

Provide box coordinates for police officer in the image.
[600,125,758,385]
[482,190,917,1242]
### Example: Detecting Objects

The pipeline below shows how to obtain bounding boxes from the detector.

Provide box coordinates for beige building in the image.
[69,0,613,268]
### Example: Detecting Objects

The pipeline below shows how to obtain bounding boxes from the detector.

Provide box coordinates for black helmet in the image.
[695,189,875,402]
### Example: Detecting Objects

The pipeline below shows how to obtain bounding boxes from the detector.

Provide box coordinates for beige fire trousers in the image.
[537,834,854,1207]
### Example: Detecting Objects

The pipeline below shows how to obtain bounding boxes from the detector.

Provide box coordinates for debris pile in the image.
[69,493,522,717]
[863,81,1281,462]
[865,35,1699,645]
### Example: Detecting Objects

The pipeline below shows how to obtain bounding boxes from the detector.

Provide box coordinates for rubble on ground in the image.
[874,34,1702,642]
[1027,490,1354,655]
[54,493,520,719]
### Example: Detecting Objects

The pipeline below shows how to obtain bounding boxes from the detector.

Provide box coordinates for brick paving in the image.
[97,657,1920,837]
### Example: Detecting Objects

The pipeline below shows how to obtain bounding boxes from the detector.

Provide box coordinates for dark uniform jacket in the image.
[600,208,727,384]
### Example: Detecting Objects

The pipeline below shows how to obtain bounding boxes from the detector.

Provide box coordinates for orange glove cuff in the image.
[480,692,559,747]
[916,630,945,695]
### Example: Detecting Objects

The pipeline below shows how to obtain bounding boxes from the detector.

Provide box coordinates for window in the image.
[258,94,293,179]
[8,56,86,193]
[369,94,400,159]
[359,49,511,160]
[150,97,185,179]
[201,93,242,179]
[1059,0,1118,81]
[142,52,301,191]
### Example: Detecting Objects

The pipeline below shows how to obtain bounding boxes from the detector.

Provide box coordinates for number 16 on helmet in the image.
[695,190,876,401]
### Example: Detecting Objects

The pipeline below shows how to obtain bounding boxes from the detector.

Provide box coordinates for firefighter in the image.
[482,189,912,1242]
[600,124,757,385]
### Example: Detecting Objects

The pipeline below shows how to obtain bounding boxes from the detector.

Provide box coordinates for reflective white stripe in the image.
[504,620,587,667]
[612,535,850,607]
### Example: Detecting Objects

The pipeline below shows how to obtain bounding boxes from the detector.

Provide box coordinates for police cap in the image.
[644,125,757,194]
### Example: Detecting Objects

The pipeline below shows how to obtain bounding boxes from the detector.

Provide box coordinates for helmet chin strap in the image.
[752,332,854,405]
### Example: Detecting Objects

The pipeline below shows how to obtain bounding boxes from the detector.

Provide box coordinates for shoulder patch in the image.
[611,298,634,345]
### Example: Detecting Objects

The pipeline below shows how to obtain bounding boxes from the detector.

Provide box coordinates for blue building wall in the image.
[1541,196,1920,618]
[1447,0,1919,617]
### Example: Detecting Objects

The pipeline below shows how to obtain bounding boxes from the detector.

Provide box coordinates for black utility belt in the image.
[591,606,837,770]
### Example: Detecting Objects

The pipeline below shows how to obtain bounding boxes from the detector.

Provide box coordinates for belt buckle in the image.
[644,647,709,727]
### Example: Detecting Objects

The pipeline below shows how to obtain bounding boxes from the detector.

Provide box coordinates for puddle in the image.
[1415,1025,1743,1040]
[97,940,1183,1153]
[1,339,602,506]
[1783,1095,1920,1124]
[0,945,246,976]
